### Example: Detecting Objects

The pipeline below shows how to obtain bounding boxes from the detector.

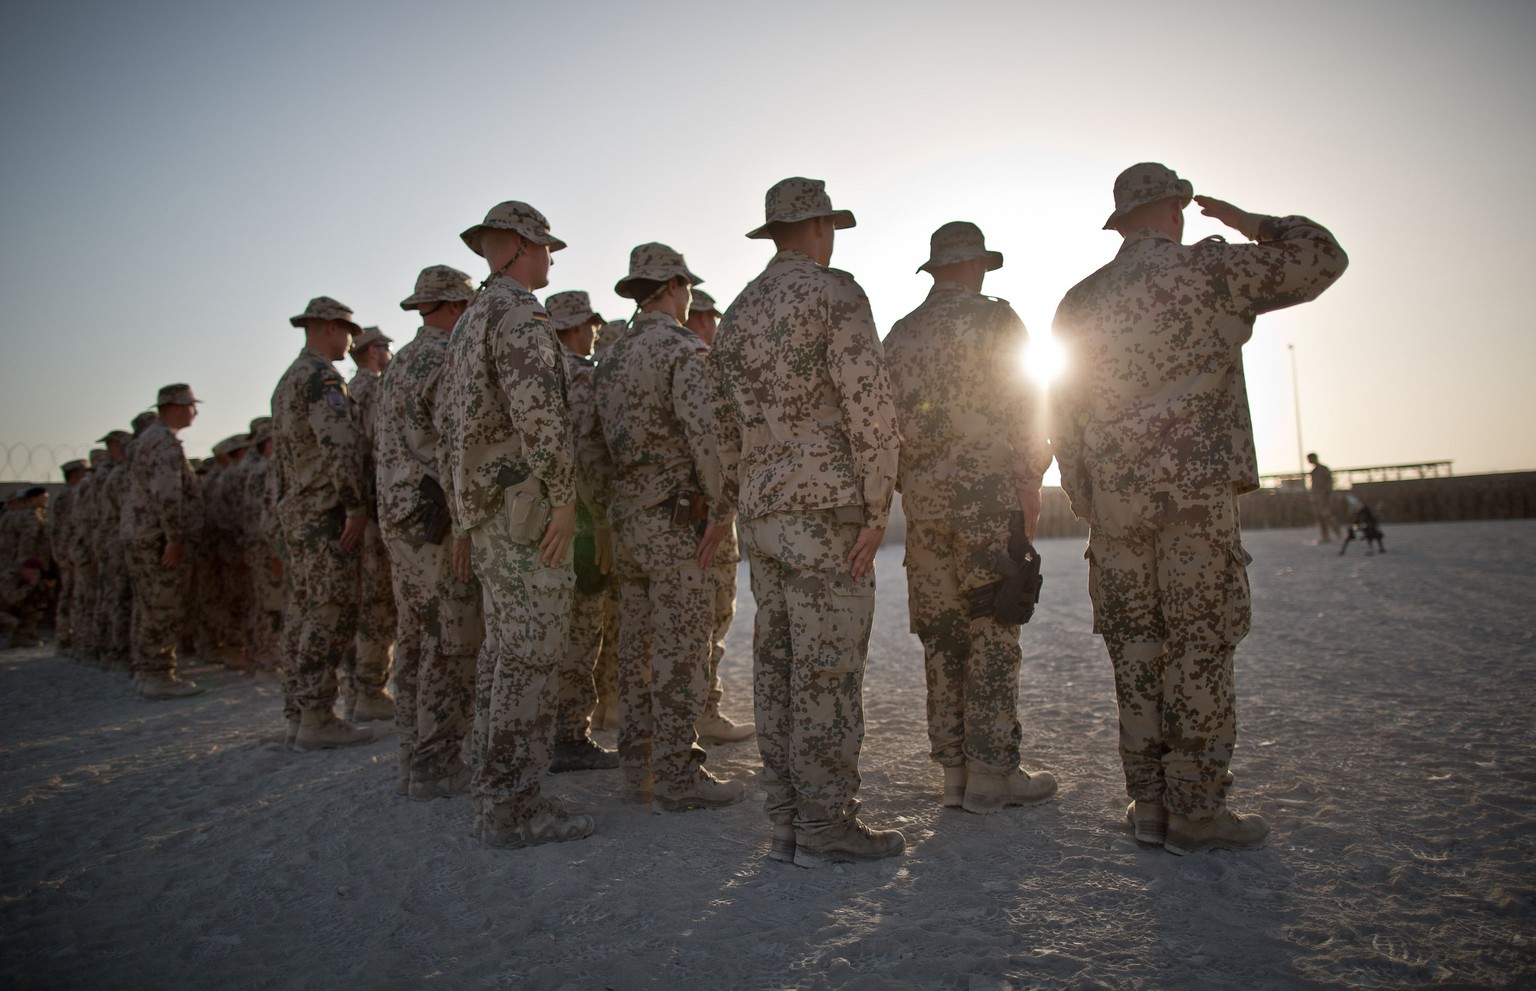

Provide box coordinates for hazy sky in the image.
[3,0,1533,484]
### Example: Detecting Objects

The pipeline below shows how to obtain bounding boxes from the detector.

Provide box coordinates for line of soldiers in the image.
[7,163,1346,864]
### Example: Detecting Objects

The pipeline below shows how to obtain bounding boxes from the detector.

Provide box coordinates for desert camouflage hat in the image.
[213,434,250,457]
[460,201,567,258]
[156,383,201,407]
[399,264,476,311]
[545,291,603,332]
[289,296,362,333]
[88,449,110,469]
[1103,162,1193,230]
[131,411,157,434]
[918,221,1003,274]
[593,319,628,355]
[690,289,719,315]
[746,177,857,239]
[614,243,703,299]
[249,416,273,444]
[61,459,89,477]
[97,429,131,444]
[350,326,393,352]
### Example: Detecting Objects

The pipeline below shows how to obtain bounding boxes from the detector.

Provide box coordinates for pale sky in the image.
[3,0,1534,483]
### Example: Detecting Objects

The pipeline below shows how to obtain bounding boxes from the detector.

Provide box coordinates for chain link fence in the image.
[1,442,91,485]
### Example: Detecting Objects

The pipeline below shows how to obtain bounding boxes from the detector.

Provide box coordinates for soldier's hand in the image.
[339,513,367,552]
[1194,196,1263,240]
[452,536,473,583]
[161,540,186,569]
[846,527,884,580]
[540,503,576,567]
[1016,486,1043,543]
[695,523,729,570]
[595,526,615,575]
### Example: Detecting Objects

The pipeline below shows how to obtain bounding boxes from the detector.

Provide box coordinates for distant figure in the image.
[0,557,51,649]
[1051,163,1349,856]
[1338,494,1386,555]
[1306,453,1340,543]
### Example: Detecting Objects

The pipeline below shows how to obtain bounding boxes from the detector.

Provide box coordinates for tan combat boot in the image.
[1164,808,1269,856]
[654,768,748,811]
[695,711,756,745]
[350,689,396,723]
[293,709,374,750]
[482,798,595,850]
[768,823,796,864]
[942,767,967,808]
[409,761,471,801]
[793,816,906,868]
[136,672,204,700]
[1126,799,1169,845]
[962,768,1058,814]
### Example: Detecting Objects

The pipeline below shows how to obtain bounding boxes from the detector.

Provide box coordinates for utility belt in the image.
[662,490,709,530]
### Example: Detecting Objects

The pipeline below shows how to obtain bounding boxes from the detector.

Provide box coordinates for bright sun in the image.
[1022,335,1066,387]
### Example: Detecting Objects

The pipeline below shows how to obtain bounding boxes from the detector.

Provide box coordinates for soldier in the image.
[376,264,484,799]
[592,318,628,360]
[95,415,156,671]
[65,450,109,661]
[1051,163,1348,854]
[345,325,398,721]
[439,200,588,848]
[1306,453,1340,544]
[271,296,374,749]
[50,460,90,651]
[239,416,284,672]
[680,289,755,747]
[885,222,1058,814]
[713,177,905,866]
[120,384,206,698]
[1,557,51,649]
[586,245,745,811]
[8,487,52,572]
[544,290,621,773]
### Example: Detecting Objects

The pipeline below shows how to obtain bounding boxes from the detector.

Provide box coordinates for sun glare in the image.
[1022,335,1066,387]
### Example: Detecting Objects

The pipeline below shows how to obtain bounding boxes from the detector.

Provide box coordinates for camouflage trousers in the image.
[1312,493,1340,543]
[342,520,396,698]
[244,548,283,670]
[123,538,193,676]
[593,591,619,706]
[703,552,740,719]
[54,562,75,647]
[95,541,133,664]
[69,557,97,655]
[467,505,573,827]
[1087,484,1251,817]
[614,505,712,792]
[385,525,482,781]
[740,509,873,831]
[905,513,1027,773]
[279,513,361,715]
[555,580,615,743]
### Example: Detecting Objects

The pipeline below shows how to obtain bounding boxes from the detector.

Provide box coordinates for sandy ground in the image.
[1,519,1533,991]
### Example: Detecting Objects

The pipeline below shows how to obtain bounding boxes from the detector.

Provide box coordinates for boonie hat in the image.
[689,289,719,315]
[460,201,566,258]
[918,221,1003,274]
[60,459,88,477]
[289,296,362,333]
[1103,162,1193,230]
[593,319,628,355]
[350,326,393,352]
[746,177,856,239]
[400,264,476,311]
[156,383,201,407]
[249,416,274,444]
[545,291,603,332]
[97,429,131,445]
[130,411,157,434]
[614,243,703,299]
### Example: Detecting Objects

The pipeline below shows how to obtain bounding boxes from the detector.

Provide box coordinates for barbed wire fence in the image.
[1,442,92,485]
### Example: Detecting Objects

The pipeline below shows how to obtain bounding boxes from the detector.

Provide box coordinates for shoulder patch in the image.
[324,385,350,416]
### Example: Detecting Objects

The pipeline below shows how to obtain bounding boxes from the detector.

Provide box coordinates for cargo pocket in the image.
[503,485,550,546]
[1085,544,1103,636]
[1223,542,1254,644]
[796,571,875,674]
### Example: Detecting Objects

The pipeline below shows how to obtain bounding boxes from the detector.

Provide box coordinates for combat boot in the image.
[482,798,595,850]
[695,712,755,744]
[793,816,906,868]
[962,768,1058,814]
[768,823,796,863]
[351,689,396,723]
[293,709,374,750]
[1164,808,1269,856]
[942,766,967,808]
[409,762,471,801]
[1126,799,1169,845]
[284,716,299,749]
[549,736,620,773]
[654,769,747,811]
[137,672,204,700]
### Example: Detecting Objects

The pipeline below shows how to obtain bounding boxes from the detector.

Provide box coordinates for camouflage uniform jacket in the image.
[562,347,602,527]
[1051,218,1348,515]
[712,248,900,529]
[270,346,367,525]
[349,367,383,514]
[239,452,282,557]
[71,465,111,562]
[119,419,203,544]
[584,310,732,526]
[49,487,78,567]
[439,275,574,531]
[885,282,1052,523]
[375,327,452,533]
[0,568,48,614]
[11,507,51,567]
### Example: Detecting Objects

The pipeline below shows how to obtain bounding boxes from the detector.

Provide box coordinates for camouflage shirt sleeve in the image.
[494,312,576,507]
[307,367,368,517]
[1220,215,1350,319]
[825,272,901,530]
[673,347,733,524]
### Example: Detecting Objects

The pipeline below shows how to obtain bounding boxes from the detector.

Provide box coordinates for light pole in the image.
[1288,344,1305,482]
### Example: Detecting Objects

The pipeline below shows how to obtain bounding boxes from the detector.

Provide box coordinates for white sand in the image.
[2,519,1533,990]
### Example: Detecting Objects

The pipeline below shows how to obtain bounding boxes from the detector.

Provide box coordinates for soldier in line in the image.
[586,245,745,811]
[50,460,91,651]
[0,491,25,566]
[1306,452,1340,544]
[239,417,284,672]
[119,385,206,699]
[544,290,621,773]
[885,222,1058,814]
[586,316,628,732]
[5,487,53,574]
[272,296,374,749]
[345,326,398,722]
[376,264,484,799]
[1,557,51,649]
[63,450,109,660]
[713,177,905,866]
[681,288,755,747]
[197,435,250,663]
[1051,163,1348,854]
[439,201,587,848]
[94,415,157,671]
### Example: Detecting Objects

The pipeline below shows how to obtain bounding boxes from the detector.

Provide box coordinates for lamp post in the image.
[1288,344,1305,483]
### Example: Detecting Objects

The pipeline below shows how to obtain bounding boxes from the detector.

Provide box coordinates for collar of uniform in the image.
[631,310,685,333]
[301,345,337,364]
[1117,228,1179,253]
[484,272,532,293]
[768,247,818,268]
[928,280,971,296]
